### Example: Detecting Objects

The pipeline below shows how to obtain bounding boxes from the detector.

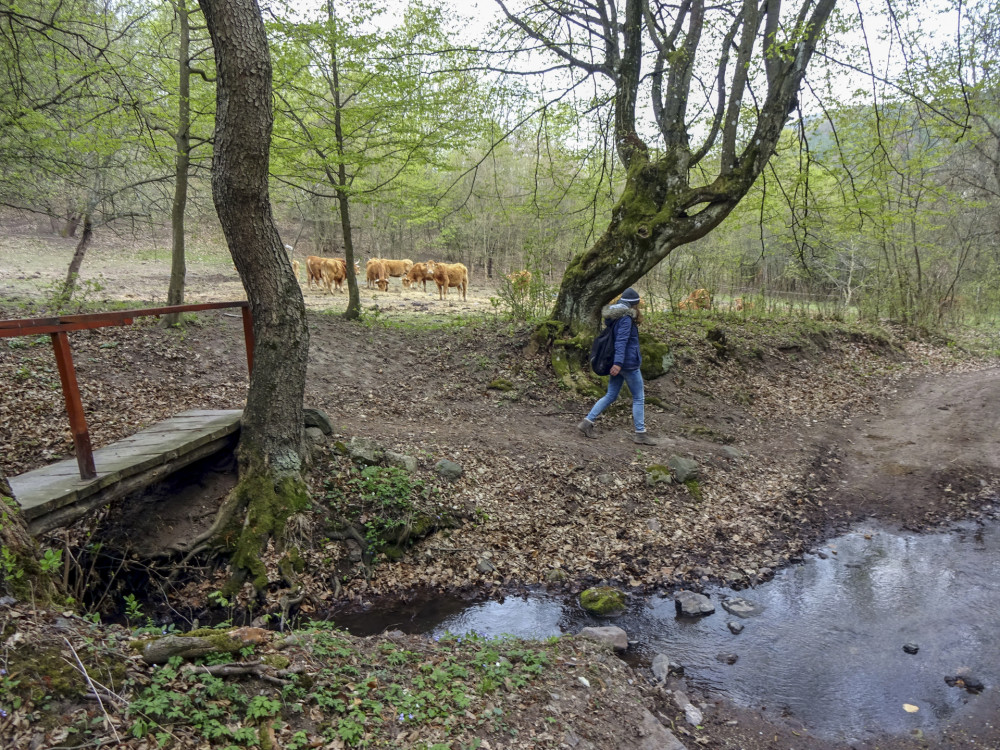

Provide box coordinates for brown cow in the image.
[291,259,300,282]
[366,259,389,291]
[305,255,326,290]
[678,288,712,311]
[375,258,413,283]
[426,261,469,301]
[320,258,346,293]
[402,262,435,291]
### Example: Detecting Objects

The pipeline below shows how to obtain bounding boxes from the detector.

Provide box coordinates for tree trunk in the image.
[327,0,360,320]
[0,472,60,604]
[551,155,743,331]
[200,0,311,596]
[163,0,193,328]
[60,214,93,303]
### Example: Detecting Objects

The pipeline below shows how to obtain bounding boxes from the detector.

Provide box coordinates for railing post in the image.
[241,304,255,375]
[49,331,96,480]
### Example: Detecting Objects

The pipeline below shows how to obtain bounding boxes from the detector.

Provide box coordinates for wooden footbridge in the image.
[1,302,253,534]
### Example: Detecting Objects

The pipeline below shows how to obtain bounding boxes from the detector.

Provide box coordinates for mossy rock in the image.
[580,586,627,616]
[646,464,673,486]
[488,378,514,392]
[639,334,673,380]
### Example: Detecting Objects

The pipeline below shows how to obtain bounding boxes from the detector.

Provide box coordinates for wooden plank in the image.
[10,410,243,526]
[27,433,239,535]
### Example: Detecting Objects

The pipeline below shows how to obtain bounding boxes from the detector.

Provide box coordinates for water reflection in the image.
[330,520,1000,742]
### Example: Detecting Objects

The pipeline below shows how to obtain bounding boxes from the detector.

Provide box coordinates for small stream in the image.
[331,519,1000,743]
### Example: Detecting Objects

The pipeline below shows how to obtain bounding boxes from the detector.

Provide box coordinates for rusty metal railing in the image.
[0,302,254,480]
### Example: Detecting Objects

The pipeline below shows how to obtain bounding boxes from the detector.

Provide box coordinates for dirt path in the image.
[818,367,1000,529]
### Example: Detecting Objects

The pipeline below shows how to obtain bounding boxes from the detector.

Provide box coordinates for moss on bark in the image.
[217,470,311,597]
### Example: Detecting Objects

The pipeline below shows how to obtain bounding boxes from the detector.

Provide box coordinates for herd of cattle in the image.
[294,255,469,301]
[284,254,739,313]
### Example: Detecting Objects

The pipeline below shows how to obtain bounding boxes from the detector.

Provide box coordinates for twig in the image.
[62,637,121,744]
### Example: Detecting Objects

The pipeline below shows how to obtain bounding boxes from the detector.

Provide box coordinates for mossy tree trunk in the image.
[200,0,311,595]
[532,0,838,332]
[0,471,61,605]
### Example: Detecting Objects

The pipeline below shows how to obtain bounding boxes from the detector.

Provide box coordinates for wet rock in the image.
[651,653,671,682]
[903,643,920,655]
[303,407,334,434]
[578,625,629,652]
[638,708,687,750]
[721,596,763,618]
[674,590,714,617]
[435,459,464,481]
[945,673,984,693]
[727,621,744,635]
[667,455,700,483]
[385,450,417,472]
[716,652,739,665]
[580,586,626,616]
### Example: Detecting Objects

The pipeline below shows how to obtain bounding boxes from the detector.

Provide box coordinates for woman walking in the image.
[577,287,657,445]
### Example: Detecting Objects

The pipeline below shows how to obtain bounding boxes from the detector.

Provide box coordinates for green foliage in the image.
[0,548,25,587]
[324,466,446,560]
[38,548,62,574]
[117,622,567,747]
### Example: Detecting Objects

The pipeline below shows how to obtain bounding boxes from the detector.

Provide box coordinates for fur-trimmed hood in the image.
[601,302,638,322]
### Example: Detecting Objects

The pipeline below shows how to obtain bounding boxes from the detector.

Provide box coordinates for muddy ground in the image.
[2,228,1000,749]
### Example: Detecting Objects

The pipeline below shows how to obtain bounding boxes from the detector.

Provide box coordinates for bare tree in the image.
[492,0,837,329]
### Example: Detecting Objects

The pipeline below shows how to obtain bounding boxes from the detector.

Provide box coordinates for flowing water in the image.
[331,520,1000,743]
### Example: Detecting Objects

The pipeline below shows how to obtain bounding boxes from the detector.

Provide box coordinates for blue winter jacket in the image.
[601,302,641,371]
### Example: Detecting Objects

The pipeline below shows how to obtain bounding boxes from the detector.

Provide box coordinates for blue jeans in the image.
[585,368,645,432]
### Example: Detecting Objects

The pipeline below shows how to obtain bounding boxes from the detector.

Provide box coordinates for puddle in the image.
[330,520,1000,742]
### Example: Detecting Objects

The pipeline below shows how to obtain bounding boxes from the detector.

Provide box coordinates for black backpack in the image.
[590,322,616,376]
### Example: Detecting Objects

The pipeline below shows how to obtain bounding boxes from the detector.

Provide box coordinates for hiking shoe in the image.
[632,432,657,446]
[577,419,596,438]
